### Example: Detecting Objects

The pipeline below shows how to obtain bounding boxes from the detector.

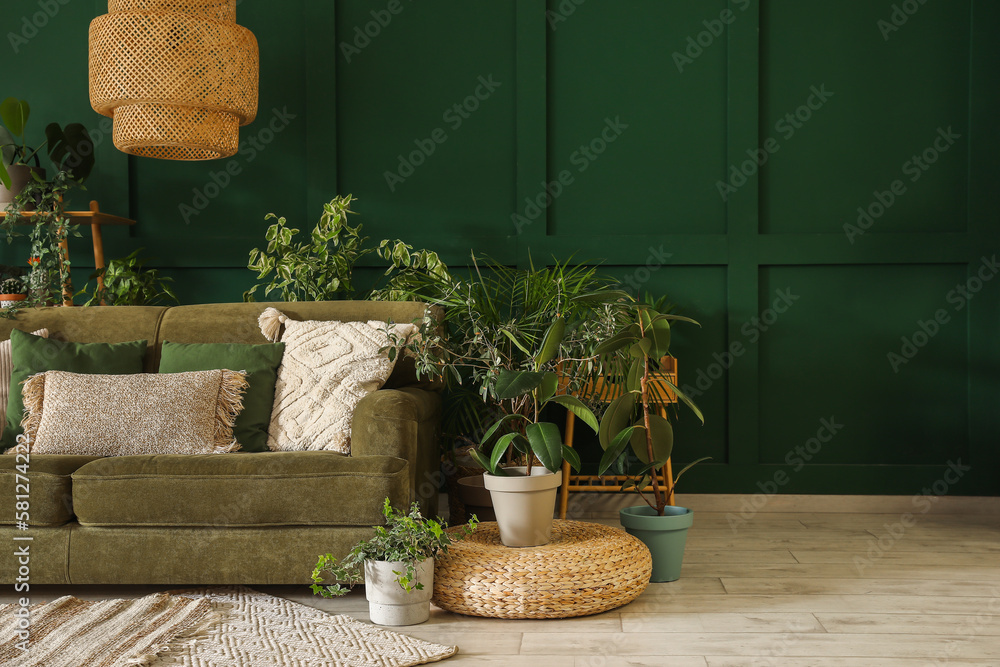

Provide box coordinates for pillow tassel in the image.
[18,372,47,449]
[213,370,250,453]
[258,307,287,342]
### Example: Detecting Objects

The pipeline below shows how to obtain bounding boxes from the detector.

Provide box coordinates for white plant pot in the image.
[364,558,434,626]
[483,466,560,547]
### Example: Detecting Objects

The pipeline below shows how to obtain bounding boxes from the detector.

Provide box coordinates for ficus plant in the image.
[468,316,597,477]
[311,499,477,597]
[595,302,709,515]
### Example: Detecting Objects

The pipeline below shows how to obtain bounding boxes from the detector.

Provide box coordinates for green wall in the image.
[4,1,998,495]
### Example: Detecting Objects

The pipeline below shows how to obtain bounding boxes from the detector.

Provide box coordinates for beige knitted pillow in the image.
[258,308,416,454]
[0,328,47,437]
[19,370,248,456]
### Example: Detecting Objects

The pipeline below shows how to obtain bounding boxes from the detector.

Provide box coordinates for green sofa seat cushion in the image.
[0,455,101,526]
[157,341,285,452]
[71,452,409,528]
[3,330,148,450]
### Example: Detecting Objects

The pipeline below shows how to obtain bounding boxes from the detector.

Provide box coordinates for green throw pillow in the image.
[158,341,285,452]
[3,330,148,450]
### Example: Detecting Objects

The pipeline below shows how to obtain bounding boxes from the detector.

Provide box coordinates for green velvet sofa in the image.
[0,301,441,584]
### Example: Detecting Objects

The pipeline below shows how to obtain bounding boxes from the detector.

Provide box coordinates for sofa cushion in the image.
[259,308,417,454]
[71,452,409,527]
[0,455,100,526]
[158,341,285,452]
[2,331,148,450]
[22,370,249,456]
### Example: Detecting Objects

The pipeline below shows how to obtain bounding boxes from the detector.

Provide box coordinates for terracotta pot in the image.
[483,466,560,547]
[0,294,26,309]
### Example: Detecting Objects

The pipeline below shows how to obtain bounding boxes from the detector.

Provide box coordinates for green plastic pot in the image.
[619,505,693,582]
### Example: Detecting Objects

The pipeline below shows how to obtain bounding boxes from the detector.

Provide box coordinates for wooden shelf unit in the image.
[0,200,136,306]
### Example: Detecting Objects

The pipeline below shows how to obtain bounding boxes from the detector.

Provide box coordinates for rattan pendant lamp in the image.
[89,0,259,161]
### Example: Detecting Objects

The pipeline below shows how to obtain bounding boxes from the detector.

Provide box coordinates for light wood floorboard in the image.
[2,502,997,664]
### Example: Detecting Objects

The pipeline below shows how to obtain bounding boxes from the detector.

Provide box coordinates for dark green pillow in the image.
[158,341,285,452]
[3,329,148,450]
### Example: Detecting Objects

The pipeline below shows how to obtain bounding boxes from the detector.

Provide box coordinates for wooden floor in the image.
[6,500,1000,666]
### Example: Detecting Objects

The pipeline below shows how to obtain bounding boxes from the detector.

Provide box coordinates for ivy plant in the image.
[310,499,478,598]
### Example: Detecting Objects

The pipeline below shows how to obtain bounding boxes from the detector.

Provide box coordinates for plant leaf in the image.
[480,413,527,447]
[494,369,545,400]
[629,414,673,465]
[490,432,520,473]
[525,422,563,473]
[550,394,599,433]
[599,392,635,448]
[598,426,635,475]
[673,456,712,487]
[535,316,565,369]
[537,371,558,404]
[593,329,638,356]
[0,98,29,137]
[561,443,581,472]
[499,328,531,356]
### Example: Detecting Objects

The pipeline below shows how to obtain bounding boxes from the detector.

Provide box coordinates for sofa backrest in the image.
[0,301,434,387]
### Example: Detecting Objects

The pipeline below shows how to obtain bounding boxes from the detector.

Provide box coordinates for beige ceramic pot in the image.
[483,466,560,547]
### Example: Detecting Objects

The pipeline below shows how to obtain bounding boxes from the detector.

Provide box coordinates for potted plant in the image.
[244,195,448,302]
[0,277,25,308]
[467,317,598,547]
[595,301,710,582]
[311,499,477,626]
[381,254,632,523]
[80,248,179,306]
[1,97,95,205]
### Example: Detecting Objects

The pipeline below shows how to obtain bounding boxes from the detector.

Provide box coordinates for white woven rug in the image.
[154,587,457,667]
[0,588,457,667]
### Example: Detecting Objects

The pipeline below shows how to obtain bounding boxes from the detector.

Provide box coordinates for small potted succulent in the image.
[311,499,477,626]
[595,301,710,582]
[0,277,25,308]
[470,317,595,547]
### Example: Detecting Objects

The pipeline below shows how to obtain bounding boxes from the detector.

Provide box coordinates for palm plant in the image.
[385,254,632,451]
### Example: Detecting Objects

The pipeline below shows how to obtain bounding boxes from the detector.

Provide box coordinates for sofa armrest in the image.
[351,387,442,516]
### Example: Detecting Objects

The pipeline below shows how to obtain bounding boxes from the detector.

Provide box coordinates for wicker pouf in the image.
[432,520,651,619]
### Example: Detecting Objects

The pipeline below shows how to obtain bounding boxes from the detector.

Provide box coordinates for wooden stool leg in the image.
[558,410,576,519]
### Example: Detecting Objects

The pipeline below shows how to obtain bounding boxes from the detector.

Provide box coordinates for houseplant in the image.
[382,254,631,521]
[80,248,178,306]
[0,277,25,308]
[467,317,598,547]
[1,97,95,204]
[2,171,83,311]
[244,195,448,302]
[595,300,709,582]
[311,499,477,626]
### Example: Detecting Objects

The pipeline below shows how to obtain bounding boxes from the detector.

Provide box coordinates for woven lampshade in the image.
[89,0,259,161]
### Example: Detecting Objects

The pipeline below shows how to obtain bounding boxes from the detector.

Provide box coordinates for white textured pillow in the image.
[0,328,48,437]
[258,308,416,454]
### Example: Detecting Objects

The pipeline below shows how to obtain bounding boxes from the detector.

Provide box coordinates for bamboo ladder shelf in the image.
[558,356,679,519]
[0,201,136,306]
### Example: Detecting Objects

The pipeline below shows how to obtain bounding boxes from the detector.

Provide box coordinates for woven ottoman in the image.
[432,520,651,619]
